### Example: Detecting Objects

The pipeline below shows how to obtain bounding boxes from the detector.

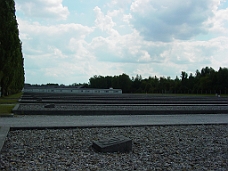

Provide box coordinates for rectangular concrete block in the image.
[92,135,132,153]
[44,104,55,108]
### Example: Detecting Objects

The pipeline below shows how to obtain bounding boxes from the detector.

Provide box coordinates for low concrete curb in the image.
[8,123,228,130]
[12,109,228,115]
[0,114,14,117]
[12,104,20,113]
[0,127,10,152]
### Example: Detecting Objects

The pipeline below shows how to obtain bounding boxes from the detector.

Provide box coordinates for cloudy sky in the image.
[15,0,228,85]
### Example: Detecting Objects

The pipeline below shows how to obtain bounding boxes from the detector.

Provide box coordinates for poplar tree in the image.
[0,0,24,96]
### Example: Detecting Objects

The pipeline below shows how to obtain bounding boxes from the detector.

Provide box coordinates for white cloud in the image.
[68,38,95,61]
[17,18,93,52]
[94,6,116,32]
[15,0,69,20]
[123,14,132,24]
[16,18,96,84]
[208,7,228,34]
[14,0,228,84]
[130,0,220,41]
[107,0,132,9]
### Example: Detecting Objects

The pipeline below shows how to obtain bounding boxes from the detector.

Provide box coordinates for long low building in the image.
[23,86,122,94]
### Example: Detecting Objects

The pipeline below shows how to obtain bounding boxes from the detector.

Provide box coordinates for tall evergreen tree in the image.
[0,0,24,96]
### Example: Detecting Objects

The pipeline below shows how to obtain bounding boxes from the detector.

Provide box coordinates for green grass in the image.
[0,105,15,114]
[0,92,22,115]
[0,92,22,104]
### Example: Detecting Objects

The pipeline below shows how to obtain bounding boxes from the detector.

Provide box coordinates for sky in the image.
[14,0,228,85]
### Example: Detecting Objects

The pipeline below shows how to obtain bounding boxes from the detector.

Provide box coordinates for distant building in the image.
[23,85,122,94]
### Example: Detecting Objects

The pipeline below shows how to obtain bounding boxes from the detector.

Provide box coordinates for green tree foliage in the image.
[0,0,24,96]
[89,74,132,93]
[88,67,228,94]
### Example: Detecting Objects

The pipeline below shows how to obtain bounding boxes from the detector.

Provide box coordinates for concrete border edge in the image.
[0,127,10,152]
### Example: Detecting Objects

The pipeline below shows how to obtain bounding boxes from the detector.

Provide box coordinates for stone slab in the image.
[92,135,132,153]
[44,104,55,108]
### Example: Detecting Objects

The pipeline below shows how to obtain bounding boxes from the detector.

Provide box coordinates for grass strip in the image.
[0,92,22,104]
[0,92,22,115]
[0,105,15,115]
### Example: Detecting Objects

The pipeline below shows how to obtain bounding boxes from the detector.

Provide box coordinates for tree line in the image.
[0,0,25,96]
[88,67,228,94]
[26,66,228,95]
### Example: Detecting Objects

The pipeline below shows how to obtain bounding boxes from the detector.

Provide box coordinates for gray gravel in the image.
[17,104,228,111]
[1,125,228,170]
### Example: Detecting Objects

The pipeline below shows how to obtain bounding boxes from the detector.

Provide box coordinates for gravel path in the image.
[1,125,228,170]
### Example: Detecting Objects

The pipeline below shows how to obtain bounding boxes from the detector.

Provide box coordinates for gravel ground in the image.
[1,125,228,170]
[17,104,228,111]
